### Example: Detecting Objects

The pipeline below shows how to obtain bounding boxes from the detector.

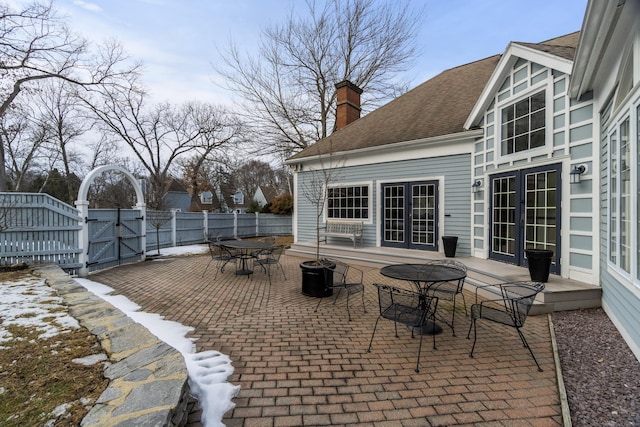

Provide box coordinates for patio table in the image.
[380,262,467,334]
[221,239,275,276]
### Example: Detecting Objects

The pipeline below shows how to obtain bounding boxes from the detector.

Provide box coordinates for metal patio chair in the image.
[254,244,286,283]
[314,259,366,321]
[467,281,545,371]
[368,283,438,373]
[424,259,468,336]
[201,241,238,278]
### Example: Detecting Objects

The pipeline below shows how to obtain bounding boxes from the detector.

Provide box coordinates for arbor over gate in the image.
[75,165,146,277]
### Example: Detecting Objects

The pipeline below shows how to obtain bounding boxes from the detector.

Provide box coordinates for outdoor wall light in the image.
[569,164,586,184]
[471,180,483,193]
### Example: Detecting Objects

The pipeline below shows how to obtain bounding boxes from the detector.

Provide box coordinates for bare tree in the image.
[234,159,279,203]
[0,104,51,191]
[298,146,345,263]
[216,0,422,157]
[81,76,244,209]
[0,1,139,189]
[30,80,87,202]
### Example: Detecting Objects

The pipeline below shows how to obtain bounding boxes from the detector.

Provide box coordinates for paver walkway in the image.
[90,251,563,427]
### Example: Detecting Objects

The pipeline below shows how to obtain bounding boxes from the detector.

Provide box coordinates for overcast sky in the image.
[52,0,588,106]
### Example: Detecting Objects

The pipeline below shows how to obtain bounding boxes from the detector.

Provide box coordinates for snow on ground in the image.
[1,244,235,426]
[145,244,209,258]
[77,244,238,427]
[0,275,80,348]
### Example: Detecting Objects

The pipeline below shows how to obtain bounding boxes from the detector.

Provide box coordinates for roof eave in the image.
[285,129,483,167]
[569,0,625,98]
[465,43,574,129]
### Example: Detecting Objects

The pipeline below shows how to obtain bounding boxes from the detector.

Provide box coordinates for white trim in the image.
[467,42,574,129]
[569,0,624,98]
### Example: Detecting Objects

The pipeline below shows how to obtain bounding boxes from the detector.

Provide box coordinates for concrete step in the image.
[287,242,602,314]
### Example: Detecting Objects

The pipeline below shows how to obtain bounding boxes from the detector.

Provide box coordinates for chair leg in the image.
[516,328,543,372]
[468,319,478,358]
[367,317,382,353]
[277,263,286,279]
[345,292,352,321]
[201,259,213,278]
[415,332,424,373]
[451,297,457,337]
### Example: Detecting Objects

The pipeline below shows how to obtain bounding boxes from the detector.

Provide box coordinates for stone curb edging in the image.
[548,313,572,427]
[34,264,197,427]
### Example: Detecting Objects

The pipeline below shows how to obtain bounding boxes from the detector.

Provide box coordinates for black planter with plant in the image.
[300,260,335,297]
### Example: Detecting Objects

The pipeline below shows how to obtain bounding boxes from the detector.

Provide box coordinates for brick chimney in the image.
[335,80,363,130]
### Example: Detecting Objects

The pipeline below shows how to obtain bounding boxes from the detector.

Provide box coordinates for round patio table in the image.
[220,240,274,275]
[380,262,467,335]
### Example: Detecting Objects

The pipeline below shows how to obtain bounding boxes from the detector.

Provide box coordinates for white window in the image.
[327,185,369,220]
[607,101,639,284]
[501,91,546,155]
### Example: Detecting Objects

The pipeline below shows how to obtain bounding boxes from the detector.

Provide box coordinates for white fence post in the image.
[203,210,208,241]
[233,211,238,239]
[255,212,260,236]
[75,200,89,277]
[171,209,178,247]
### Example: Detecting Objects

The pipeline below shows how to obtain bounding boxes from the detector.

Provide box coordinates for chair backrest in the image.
[323,259,349,285]
[374,283,437,326]
[269,245,284,261]
[501,282,545,326]
[259,236,277,245]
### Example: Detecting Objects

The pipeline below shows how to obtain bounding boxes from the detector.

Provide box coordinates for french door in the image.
[381,181,439,250]
[489,164,561,273]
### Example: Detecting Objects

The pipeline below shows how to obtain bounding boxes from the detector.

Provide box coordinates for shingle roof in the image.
[288,54,500,160]
[514,31,580,61]
[288,32,580,162]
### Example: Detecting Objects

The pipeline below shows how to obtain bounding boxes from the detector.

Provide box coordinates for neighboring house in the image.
[253,185,281,208]
[286,0,639,359]
[162,180,191,212]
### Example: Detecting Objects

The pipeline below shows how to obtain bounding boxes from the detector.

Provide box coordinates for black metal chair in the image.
[201,241,237,278]
[423,260,468,336]
[254,244,286,283]
[368,283,438,373]
[467,281,545,371]
[314,259,366,321]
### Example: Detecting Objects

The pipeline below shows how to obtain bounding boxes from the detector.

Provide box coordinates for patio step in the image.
[287,242,602,314]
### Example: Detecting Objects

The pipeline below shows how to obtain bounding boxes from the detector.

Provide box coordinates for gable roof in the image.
[257,185,280,203]
[288,32,580,162]
[465,32,579,128]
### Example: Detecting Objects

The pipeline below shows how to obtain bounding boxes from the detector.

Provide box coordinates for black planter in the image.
[525,249,553,282]
[300,261,334,297]
[442,236,458,258]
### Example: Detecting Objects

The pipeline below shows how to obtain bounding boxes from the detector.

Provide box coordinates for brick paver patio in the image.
[89,250,563,426]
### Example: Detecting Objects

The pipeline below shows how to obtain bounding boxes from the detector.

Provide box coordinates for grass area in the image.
[0,269,108,426]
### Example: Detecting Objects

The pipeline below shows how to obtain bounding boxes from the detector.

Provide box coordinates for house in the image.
[253,185,282,209]
[286,0,639,360]
[162,179,191,212]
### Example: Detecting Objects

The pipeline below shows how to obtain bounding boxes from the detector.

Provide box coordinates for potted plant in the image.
[298,150,343,297]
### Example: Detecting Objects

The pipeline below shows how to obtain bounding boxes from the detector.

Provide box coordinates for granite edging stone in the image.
[33,264,197,427]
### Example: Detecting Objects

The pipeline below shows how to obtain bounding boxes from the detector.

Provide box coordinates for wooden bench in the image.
[320,221,363,248]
